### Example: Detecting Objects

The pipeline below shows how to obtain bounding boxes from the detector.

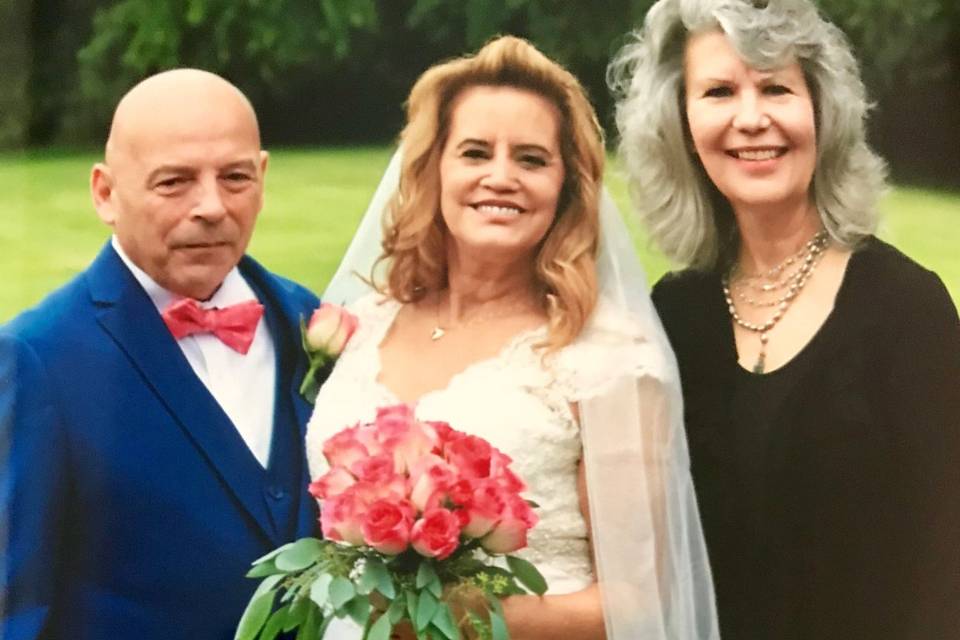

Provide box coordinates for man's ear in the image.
[259,150,269,177]
[91,163,117,226]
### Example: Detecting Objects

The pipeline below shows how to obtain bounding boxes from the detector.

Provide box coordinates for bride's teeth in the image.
[736,149,780,161]
[476,205,521,215]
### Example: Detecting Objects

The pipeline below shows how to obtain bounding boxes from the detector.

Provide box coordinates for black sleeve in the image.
[881,271,960,635]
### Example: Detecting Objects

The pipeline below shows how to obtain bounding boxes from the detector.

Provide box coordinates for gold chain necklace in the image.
[722,230,829,373]
[430,293,537,341]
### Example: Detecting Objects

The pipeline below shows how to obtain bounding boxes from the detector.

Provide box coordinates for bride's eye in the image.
[461,147,489,160]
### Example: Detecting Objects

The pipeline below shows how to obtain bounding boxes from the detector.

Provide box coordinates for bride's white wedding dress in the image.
[306,293,667,598]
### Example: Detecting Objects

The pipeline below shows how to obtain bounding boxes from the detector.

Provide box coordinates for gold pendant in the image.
[430,326,445,341]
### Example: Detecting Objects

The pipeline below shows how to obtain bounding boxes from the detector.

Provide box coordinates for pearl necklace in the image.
[722,230,829,373]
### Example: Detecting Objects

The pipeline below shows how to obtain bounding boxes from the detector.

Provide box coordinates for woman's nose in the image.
[480,156,519,190]
[732,93,770,132]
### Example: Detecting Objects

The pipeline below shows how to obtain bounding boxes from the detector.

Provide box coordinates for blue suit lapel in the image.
[239,256,319,539]
[239,256,315,443]
[84,245,279,544]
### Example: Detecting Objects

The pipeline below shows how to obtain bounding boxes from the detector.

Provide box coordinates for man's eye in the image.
[155,177,186,189]
[223,172,252,182]
[704,86,733,98]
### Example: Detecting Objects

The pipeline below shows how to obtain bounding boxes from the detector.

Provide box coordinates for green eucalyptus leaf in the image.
[506,555,548,595]
[253,574,285,599]
[246,560,282,578]
[416,562,439,589]
[309,573,333,608]
[234,590,274,640]
[357,560,381,595]
[386,595,406,624]
[427,579,442,599]
[367,613,393,640]
[260,605,289,640]
[284,597,310,632]
[253,542,295,565]
[415,589,439,632]
[364,559,396,599]
[275,538,324,572]
[489,609,509,640]
[431,602,459,640]
[406,590,419,621]
[329,576,356,610]
[296,605,319,640]
[345,593,370,626]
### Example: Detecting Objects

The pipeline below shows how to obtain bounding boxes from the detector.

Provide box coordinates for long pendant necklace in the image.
[723,230,829,373]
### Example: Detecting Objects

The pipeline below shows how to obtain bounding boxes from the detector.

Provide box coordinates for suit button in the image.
[267,486,286,500]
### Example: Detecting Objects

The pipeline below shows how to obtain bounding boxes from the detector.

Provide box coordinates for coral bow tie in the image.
[161,298,264,355]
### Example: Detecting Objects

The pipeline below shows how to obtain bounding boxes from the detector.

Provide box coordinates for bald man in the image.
[1,70,320,640]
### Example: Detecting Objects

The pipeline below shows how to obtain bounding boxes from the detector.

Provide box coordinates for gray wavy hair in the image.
[608,0,888,269]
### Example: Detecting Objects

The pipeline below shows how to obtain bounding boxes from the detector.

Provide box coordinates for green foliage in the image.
[234,535,547,640]
[71,0,379,138]
[819,0,955,95]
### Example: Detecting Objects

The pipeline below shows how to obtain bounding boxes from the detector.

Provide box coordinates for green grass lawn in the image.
[2,147,958,322]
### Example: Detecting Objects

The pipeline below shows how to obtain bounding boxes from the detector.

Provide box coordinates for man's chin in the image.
[165,265,234,301]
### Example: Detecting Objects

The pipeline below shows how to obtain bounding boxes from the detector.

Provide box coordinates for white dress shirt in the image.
[112,236,276,467]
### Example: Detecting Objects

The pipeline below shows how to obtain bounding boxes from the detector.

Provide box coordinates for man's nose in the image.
[191,176,227,221]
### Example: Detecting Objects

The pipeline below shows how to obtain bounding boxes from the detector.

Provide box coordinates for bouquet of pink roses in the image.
[236,404,546,640]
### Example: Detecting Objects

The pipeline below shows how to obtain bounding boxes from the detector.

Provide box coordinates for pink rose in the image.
[322,426,370,469]
[411,507,462,560]
[481,495,539,554]
[350,454,396,484]
[362,499,415,555]
[320,487,371,545]
[305,303,358,357]
[373,404,417,442]
[409,454,458,511]
[308,466,356,501]
[460,479,509,539]
[444,434,493,479]
[349,454,407,502]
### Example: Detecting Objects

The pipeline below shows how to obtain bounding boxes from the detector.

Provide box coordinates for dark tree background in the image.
[2,0,958,185]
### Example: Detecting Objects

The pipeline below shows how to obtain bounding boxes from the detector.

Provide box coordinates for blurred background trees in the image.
[3,0,958,185]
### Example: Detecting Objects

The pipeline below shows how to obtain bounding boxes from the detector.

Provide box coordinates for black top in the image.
[652,237,960,639]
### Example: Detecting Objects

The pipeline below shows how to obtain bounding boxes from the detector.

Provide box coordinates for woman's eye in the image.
[763,84,791,96]
[519,155,548,168]
[462,148,489,160]
[704,86,733,98]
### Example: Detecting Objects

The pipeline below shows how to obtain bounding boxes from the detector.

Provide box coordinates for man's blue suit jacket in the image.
[1,243,321,639]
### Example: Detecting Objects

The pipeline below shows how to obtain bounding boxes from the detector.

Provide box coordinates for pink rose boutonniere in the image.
[299,303,358,403]
[237,404,546,640]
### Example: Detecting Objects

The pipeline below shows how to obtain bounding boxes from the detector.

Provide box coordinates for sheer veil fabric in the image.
[323,149,719,639]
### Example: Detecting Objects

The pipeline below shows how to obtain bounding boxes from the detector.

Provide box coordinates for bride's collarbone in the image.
[377,312,541,403]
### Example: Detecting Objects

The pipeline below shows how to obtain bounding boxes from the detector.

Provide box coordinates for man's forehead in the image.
[106,69,261,164]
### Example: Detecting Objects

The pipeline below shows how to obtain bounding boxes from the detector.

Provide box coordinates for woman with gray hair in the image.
[610,0,960,637]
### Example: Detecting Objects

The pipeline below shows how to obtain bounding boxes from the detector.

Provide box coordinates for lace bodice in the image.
[306,293,665,595]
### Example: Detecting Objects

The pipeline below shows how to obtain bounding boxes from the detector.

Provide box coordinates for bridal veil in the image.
[324,150,719,639]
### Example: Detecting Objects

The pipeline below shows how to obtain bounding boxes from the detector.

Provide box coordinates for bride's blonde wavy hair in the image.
[375,35,605,352]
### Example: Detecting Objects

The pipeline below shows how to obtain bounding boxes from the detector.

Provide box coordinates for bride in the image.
[306,36,717,639]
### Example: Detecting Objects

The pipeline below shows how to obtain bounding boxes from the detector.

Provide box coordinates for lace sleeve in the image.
[554,299,670,402]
